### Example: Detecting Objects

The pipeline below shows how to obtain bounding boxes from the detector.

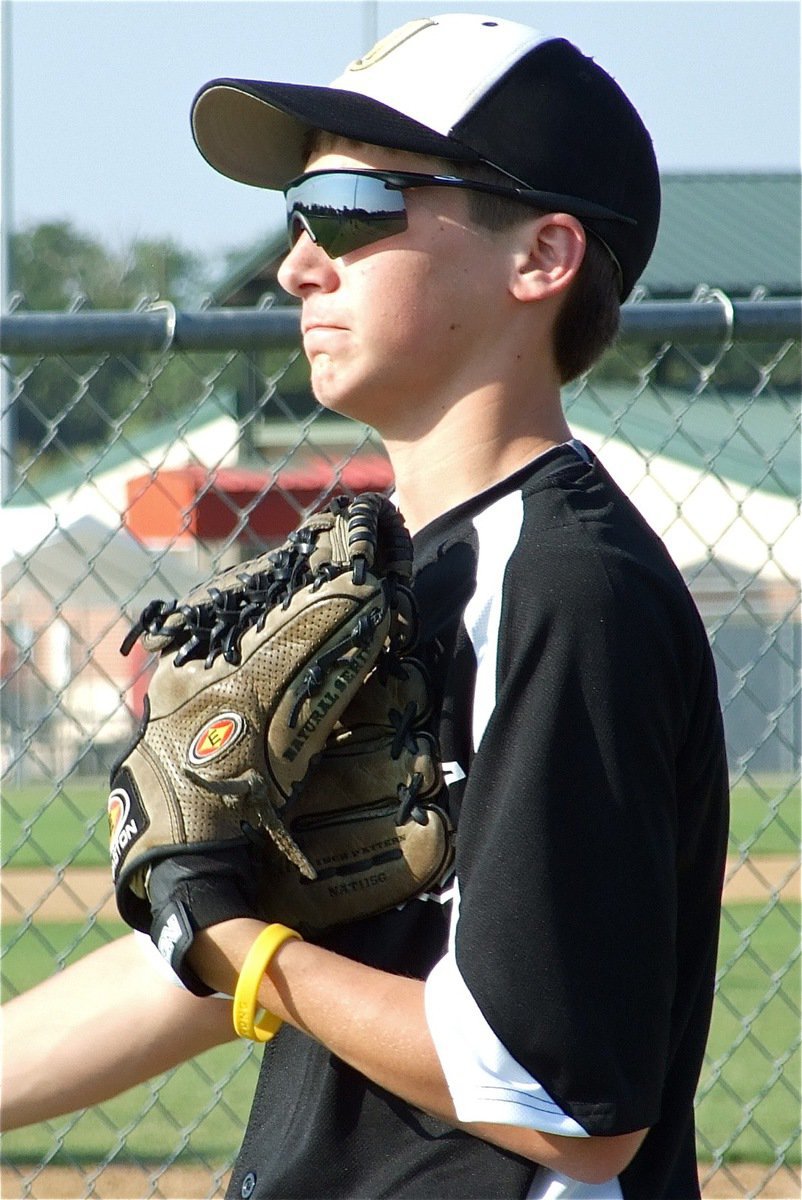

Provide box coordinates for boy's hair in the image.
[306,133,620,384]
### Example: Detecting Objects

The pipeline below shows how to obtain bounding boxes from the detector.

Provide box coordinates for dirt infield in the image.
[2,1161,799,1199]
[0,1163,228,1199]
[2,867,120,924]
[2,856,799,925]
[700,1164,801,1199]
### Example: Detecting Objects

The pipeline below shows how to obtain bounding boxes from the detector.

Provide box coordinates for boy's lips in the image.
[302,314,347,335]
[302,321,349,351]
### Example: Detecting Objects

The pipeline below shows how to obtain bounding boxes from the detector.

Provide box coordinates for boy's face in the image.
[277,141,519,437]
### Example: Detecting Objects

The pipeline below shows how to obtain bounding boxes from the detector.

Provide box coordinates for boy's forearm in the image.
[0,933,235,1131]
[192,919,647,1185]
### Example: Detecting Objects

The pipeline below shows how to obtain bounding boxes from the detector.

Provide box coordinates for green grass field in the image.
[1,778,110,868]
[696,903,801,1164]
[2,774,800,868]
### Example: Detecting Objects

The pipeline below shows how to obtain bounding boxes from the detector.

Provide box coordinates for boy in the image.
[2,15,728,1199]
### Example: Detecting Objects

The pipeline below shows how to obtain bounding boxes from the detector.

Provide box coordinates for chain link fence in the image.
[1,294,800,1200]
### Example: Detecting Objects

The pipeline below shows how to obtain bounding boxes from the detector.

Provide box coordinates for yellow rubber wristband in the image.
[232,924,303,1042]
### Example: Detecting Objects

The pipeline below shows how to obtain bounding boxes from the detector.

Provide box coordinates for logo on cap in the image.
[347,18,434,72]
[188,712,245,765]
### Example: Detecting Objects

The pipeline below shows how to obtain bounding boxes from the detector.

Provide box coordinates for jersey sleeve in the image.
[424,471,714,1137]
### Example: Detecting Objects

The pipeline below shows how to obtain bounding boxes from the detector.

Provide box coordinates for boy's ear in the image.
[509,213,586,303]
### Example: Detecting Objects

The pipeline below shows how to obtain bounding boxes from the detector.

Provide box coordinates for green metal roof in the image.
[642,174,801,297]
[564,383,799,499]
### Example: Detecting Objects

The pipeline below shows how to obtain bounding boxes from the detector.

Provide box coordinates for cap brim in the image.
[191,79,479,190]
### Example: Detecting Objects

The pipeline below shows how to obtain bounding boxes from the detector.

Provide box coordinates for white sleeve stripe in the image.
[424,941,588,1137]
[463,489,524,751]
[463,445,587,752]
[472,1087,584,1115]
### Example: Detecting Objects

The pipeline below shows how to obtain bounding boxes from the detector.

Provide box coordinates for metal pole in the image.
[1,0,15,504]
[362,0,378,51]
[2,300,799,356]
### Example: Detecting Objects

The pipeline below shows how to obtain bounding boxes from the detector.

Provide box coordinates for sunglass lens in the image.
[285,172,408,258]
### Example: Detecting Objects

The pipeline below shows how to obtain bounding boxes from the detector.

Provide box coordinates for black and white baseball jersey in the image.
[226,442,729,1200]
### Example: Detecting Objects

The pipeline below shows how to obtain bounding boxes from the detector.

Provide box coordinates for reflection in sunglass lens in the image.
[285,172,408,258]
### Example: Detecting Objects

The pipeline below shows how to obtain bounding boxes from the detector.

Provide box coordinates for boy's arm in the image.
[193,919,648,1186]
[0,932,235,1131]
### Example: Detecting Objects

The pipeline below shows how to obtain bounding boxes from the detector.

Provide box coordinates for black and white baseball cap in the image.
[191,12,660,297]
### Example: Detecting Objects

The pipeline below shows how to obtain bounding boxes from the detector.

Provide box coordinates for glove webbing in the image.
[120,515,374,670]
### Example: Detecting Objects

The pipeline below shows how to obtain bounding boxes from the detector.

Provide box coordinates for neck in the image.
[381,379,572,535]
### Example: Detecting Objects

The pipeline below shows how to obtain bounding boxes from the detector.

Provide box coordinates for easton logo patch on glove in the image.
[108,775,149,877]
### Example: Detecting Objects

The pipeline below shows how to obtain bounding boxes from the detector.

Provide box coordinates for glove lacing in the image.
[121,524,383,670]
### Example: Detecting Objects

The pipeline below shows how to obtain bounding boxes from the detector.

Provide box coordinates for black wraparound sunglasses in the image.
[283,168,636,260]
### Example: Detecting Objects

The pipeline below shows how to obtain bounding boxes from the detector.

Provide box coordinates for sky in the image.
[2,0,800,272]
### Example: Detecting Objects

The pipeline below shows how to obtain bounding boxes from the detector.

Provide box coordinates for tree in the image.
[8,222,215,460]
[10,221,208,311]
